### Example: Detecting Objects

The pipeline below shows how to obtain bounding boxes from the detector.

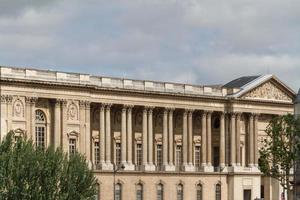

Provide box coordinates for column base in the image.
[183,163,195,172]
[164,164,175,171]
[228,165,242,172]
[101,162,113,170]
[124,162,135,171]
[201,164,214,172]
[251,165,260,172]
[144,163,156,171]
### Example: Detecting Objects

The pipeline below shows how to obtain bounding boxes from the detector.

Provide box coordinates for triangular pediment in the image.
[241,79,293,102]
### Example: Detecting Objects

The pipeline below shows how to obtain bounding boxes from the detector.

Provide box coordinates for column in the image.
[121,106,127,166]
[201,111,207,167]
[182,110,188,169]
[187,110,195,171]
[0,96,8,140]
[105,104,113,169]
[7,96,13,134]
[25,97,31,138]
[54,100,61,149]
[30,97,38,140]
[61,100,68,153]
[206,111,212,167]
[230,112,236,166]
[236,112,241,167]
[147,107,155,170]
[79,101,86,155]
[168,108,175,168]
[142,107,148,167]
[254,114,259,166]
[85,101,91,166]
[99,105,106,168]
[127,105,134,170]
[220,112,225,168]
[163,109,169,169]
[248,114,254,167]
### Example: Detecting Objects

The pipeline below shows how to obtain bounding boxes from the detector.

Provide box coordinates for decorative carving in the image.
[25,96,38,105]
[67,102,78,121]
[243,81,292,102]
[13,98,24,118]
[1,95,13,103]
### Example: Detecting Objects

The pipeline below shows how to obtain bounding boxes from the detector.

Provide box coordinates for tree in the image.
[0,131,97,200]
[259,114,300,200]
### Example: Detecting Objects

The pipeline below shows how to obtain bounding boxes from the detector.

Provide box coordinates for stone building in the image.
[0,66,296,200]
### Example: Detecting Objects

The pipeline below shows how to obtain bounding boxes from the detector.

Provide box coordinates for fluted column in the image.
[6,96,13,135]
[79,101,86,154]
[220,112,225,168]
[85,101,91,163]
[182,110,188,168]
[230,112,236,166]
[201,111,207,166]
[163,109,169,167]
[28,97,38,140]
[142,108,148,166]
[188,110,194,165]
[147,107,155,170]
[105,104,113,169]
[99,105,106,167]
[168,108,174,166]
[121,106,127,165]
[61,100,68,153]
[0,95,9,140]
[206,111,212,167]
[127,105,133,167]
[236,112,241,166]
[54,100,61,149]
[248,114,254,167]
[254,114,259,166]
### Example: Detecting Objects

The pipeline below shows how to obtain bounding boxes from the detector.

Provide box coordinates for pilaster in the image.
[230,112,236,167]
[163,108,169,170]
[146,106,155,171]
[236,112,241,167]
[248,113,254,167]
[126,105,135,170]
[220,112,225,168]
[168,107,175,170]
[99,104,106,169]
[54,99,62,149]
[104,103,113,170]
[201,111,207,167]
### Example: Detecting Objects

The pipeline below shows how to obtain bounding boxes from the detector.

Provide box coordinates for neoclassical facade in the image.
[0,66,296,200]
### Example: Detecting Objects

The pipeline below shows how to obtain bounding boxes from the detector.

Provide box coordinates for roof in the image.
[295,89,300,103]
[223,76,260,88]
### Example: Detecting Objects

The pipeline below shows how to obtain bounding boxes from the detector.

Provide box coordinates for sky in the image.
[0,0,299,91]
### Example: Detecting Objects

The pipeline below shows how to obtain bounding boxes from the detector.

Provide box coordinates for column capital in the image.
[100,104,105,111]
[25,96,38,105]
[56,98,67,107]
[103,103,112,109]
[1,95,13,103]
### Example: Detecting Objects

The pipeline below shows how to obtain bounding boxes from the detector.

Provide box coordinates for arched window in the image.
[216,183,221,200]
[177,184,183,200]
[35,110,46,149]
[136,183,143,200]
[196,183,203,200]
[157,183,164,200]
[115,183,122,200]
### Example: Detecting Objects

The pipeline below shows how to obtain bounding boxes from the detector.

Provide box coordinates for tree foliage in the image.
[259,114,300,199]
[0,131,97,200]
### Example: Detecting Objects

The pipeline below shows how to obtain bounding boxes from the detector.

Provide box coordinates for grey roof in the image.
[223,75,260,88]
[295,89,300,103]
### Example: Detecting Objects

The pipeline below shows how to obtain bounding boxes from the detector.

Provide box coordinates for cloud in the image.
[0,0,299,91]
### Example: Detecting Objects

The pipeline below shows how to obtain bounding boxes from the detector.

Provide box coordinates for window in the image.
[136,144,143,168]
[177,184,183,200]
[35,110,46,149]
[157,145,163,170]
[94,142,100,165]
[176,145,182,170]
[69,139,76,155]
[115,183,122,200]
[157,183,164,200]
[136,183,143,200]
[195,146,201,168]
[216,183,221,200]
[116,143,121,166]
[196,184,202,200]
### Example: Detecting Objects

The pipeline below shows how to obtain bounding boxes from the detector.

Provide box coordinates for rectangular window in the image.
[69,139,76,155]
[94,141,100,165]
[195,146,201,168]
[116,143,121,166]
[176,145,182,170]
[136,144,143,167]
[157,145,163,170]
[35,126,45,149]
[157,184,163,200]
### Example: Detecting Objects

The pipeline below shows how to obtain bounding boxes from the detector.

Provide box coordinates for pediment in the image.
[241,80,293,102]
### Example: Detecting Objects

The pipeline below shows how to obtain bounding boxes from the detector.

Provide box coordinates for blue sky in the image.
[0,0,299,90]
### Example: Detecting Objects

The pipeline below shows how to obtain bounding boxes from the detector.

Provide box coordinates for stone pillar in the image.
[187,109,195,171]
[99,105,106,168]
[105,104,113,169]
[127,105,134,170]
[142,107,148,167]
[236,112,241,167]
[220,112,225,168]
[182,110,188,168]
[168,108,175,169]
[230,112,236,166]
[27,97,37,140]
[121,106,127,166]
[201,111,207,167]
[248,114,254,167]
[163,109,169,169]
[79,101,86,154]
[147,107,155,171]
[7,96,13,135]
[25,97,31,138]
[254,114,259,166]
[61,100,68,153]
[207,111,212,166]
[85,101,91,165]
[0,95,9,140]
[54,100,61,149]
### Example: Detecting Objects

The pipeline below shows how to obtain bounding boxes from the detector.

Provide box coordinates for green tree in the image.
[259,114,300,200]
[0,131,97,200]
